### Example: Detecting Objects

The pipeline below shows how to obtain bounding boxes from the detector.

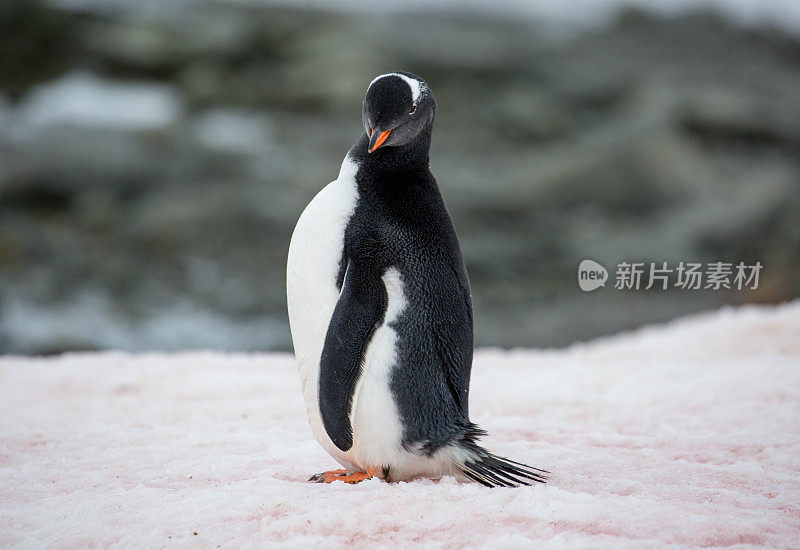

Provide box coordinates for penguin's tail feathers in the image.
[453,424,548,488]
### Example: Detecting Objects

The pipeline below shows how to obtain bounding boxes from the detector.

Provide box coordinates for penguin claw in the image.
[309,467,382,484]
[308,469,349,482]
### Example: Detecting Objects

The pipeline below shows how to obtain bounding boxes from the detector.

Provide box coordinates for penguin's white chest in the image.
[286,155,407,471]
[287,156,359,468]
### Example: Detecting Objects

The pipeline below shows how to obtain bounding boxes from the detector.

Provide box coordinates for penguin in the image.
[286,71,547,487]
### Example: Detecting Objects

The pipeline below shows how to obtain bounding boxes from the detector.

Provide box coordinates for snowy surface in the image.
[2,302,799,548]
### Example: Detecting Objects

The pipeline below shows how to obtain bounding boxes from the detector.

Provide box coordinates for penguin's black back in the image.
[341,133,474,453]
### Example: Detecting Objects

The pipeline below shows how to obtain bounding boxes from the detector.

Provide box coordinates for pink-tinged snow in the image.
[2,303,799,549]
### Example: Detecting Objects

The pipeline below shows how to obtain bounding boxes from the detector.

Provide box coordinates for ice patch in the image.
[0,289,285,353]
[191,109,277,155]
[17,71,182,131]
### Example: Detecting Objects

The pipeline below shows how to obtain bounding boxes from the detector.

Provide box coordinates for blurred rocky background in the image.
[1,0,798,354]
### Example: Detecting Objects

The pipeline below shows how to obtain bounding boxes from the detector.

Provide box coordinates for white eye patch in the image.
[368,72,423,106]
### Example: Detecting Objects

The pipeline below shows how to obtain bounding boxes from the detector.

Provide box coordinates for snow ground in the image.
[1,302,799,548]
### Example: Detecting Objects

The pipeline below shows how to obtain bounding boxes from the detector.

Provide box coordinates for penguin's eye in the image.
[409,105,416,115]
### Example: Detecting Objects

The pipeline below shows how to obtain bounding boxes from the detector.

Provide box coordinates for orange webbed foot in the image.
[309,467,384,484]
[308,469,349,482]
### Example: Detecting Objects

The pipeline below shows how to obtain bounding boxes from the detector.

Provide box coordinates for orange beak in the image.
[368,128,392,153]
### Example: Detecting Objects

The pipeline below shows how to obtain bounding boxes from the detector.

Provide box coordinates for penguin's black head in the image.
[362,72,436,153]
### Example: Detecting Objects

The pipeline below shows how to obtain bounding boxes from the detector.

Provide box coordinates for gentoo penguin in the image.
[286,72,546,487]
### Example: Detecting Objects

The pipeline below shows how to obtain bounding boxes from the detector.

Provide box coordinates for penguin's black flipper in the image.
[318,258,388,453]
[456,425,548,487]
